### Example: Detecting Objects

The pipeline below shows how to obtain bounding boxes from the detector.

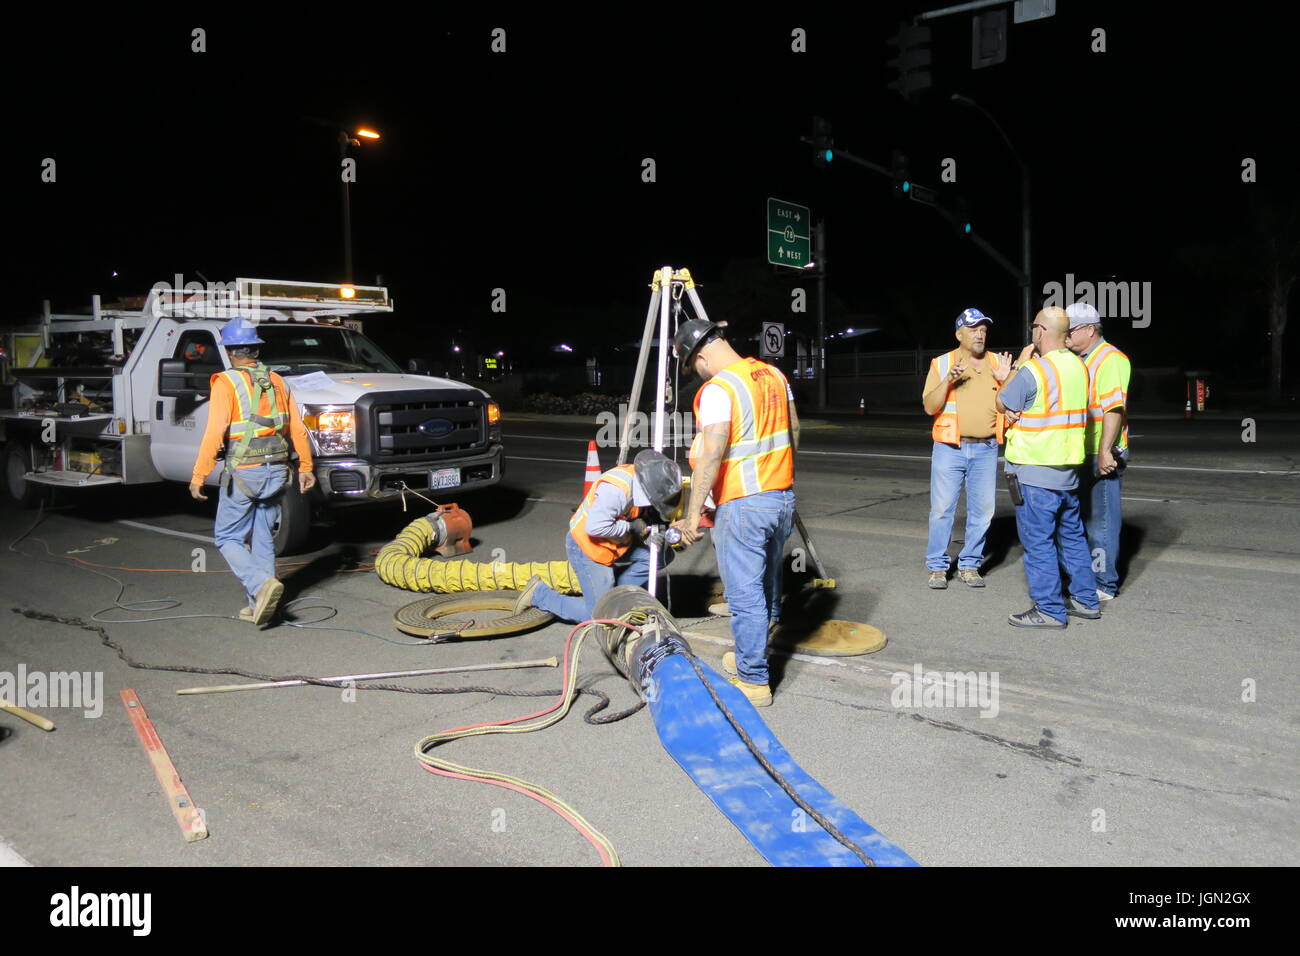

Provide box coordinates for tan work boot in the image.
[252,578,284,627]
[238,607,255,623]
[727,675,773,707]
[720,653,772,706]
[957,568,985,588]
[928,570,948,589]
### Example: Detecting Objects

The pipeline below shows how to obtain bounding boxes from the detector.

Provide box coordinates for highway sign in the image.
[766,198,811,269]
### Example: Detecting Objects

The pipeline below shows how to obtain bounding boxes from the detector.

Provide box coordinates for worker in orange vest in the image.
[190,317,315,627]
[921,308,1014,589]
[514,450,682,623]
[671,319,799,708]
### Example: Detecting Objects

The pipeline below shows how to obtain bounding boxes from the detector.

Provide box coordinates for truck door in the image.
[149,330,222,482]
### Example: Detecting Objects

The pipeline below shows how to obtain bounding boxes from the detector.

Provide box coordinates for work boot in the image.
[928,570,948,589]
[726,674,773,708]
[1008,606,1067,629]
[513,574,543,615]
[252,578,285,627]
[957,568,986,588]
[721,651,737,676]
[238,607,255,623]
[1067,597,1101,620]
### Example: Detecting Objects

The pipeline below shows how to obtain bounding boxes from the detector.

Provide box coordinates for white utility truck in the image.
[0,278,503,553]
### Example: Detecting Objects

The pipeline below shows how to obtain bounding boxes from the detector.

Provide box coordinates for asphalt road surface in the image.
[1,411,1297,867]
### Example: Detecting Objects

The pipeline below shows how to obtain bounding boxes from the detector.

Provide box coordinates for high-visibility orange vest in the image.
[689,357,794,507]
[569,464,641,566]
[928,348,1006,445]
[1083,341,1131,454]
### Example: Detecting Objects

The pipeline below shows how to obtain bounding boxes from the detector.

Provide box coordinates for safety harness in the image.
[220,363,290,500]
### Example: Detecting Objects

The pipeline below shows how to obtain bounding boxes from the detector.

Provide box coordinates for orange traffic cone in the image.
[581,441,601,499]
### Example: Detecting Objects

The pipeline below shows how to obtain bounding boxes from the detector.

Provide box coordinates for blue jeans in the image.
[1079,456,1125,596]
[214,464,288,607]
[531,532,667,624]
[1014,483,1099,623]
[926,440,998,571]
[712,488,796,686]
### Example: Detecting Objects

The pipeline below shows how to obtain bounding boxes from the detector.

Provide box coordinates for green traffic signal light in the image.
[902,180,910,193]
[823,149,833,163]
[964,222,971,234]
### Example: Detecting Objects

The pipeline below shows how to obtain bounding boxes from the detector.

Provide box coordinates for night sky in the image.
[8,1,1299,384]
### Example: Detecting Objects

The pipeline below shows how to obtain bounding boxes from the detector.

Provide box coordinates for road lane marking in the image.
[506,435,1298,475]
[506,455,584,465]
[117,520,215,544]
[0,836,32,867]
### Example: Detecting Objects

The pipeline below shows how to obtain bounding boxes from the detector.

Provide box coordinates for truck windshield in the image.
[254,325,402,375]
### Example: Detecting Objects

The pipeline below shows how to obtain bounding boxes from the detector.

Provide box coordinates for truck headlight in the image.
[303,405,356,456]
[487,401,502,442]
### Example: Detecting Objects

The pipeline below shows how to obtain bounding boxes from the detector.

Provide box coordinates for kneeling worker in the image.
[190,317,316,627]
[515,450,683,622]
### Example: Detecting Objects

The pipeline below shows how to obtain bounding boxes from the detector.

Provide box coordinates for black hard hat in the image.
[633,450,683,520]
[673,318,722,366]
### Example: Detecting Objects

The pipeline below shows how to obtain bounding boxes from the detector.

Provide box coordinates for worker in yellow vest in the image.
[514,450,682,623]
[996,307,1100,628]
[921,308,1014,589]
[670,319,798,708]
[1065,302,1131,602]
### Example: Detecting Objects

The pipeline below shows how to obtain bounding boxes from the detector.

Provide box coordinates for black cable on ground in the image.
[12,608,644,725]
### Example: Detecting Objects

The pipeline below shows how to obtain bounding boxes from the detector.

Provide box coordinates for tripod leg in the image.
[620,285,661,465]
[793,510,836,589]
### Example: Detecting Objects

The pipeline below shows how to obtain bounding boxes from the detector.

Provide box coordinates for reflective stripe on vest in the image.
[930,349,1006,445]
[1084,341,1130,454]
[569,465,640,566]
[221,365,290,467]
[690,358,794,506]
[1004,349,1088,466]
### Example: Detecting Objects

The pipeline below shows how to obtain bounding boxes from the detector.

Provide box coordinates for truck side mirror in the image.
[157,358,210,398]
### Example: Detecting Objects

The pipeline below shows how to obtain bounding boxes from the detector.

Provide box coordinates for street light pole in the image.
[951,94,1031,344]
[339,130,353,284]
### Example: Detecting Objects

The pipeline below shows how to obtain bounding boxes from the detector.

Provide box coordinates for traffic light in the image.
[812,115,833,166]
[953,197,972,236]
[887,22,932,101]
[891,149,910,198]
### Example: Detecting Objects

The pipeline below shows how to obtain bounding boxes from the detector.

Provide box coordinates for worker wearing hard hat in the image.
[514,449,683,623]
[670,318,799,708]
[190,317,315,627]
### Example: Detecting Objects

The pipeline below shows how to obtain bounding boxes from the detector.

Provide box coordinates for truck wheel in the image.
[3,442,48,509]
[272,476,313,556]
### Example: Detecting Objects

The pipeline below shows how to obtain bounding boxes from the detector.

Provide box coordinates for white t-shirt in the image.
[697,379,795,427]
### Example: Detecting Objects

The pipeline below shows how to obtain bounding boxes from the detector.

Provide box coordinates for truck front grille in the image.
[356,391,487,462]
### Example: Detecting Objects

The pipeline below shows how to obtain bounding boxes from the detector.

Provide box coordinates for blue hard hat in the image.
[219,317,264,346]
[955,308,992,329]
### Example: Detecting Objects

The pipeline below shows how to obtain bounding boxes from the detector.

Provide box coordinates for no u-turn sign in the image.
[761,322,785,358]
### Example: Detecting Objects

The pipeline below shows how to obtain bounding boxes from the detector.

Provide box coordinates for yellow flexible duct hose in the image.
[376,516,582,594]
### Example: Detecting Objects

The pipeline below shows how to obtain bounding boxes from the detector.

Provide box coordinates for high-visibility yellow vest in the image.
[929,348,1007,445]
[1083,341,1131,455]
[218,364,290,467]
[1004,349,1088,467]
[689,357,794,507]
[569,464,641,566]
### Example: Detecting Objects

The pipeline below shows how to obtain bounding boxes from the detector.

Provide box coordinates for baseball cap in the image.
[1066,302,1102,326]
[955,308,992,329]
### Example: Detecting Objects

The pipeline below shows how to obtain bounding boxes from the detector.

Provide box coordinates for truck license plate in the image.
[430,467,461,490]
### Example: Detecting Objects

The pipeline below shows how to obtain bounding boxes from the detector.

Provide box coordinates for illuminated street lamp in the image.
[338,125,381,283]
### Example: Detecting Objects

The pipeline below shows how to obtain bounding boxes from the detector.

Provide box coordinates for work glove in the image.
[628,517,649,540]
